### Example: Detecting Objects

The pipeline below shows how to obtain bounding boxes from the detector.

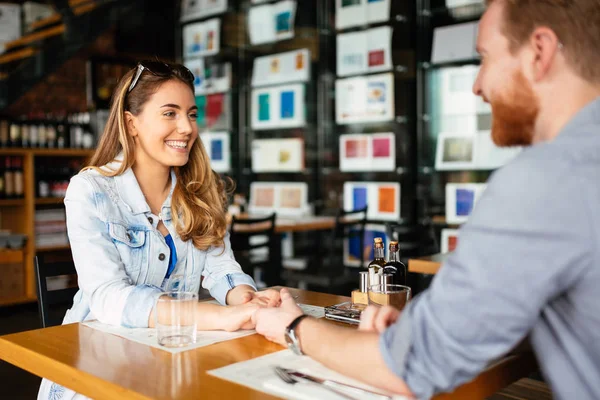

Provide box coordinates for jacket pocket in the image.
[108,222,147,282]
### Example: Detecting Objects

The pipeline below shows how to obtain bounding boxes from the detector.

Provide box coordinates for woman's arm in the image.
[66,174,162,328]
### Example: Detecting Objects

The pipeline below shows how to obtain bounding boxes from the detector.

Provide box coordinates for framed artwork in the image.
[195,92,231,131]
[252,49,310,87]
[343,182,400,221]
[435,133,476,170]
[248,0,297,45]
[251,138,304,172]
[336,26,392,77]
[445,183,486,224]
[441,229,460,253]
[335,0,390,29]
[431,21,478,64]
[340,133,395,172]
[343,223,389,267]
[336,73,395,124]
[251,84,305,130]
[180,0,228,22]
[248,182,309,216]
[183,18,221,59]
[200,132,230,173]
[185,59,231,95]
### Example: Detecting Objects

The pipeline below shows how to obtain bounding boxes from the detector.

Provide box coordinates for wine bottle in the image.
[367,237,387,288]
[383,241,408,286]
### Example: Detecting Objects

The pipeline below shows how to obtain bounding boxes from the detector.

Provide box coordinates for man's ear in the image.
[529,26,562,82]
[124,111,137,137]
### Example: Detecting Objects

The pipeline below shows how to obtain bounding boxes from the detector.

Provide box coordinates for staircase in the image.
[0,0,145,111]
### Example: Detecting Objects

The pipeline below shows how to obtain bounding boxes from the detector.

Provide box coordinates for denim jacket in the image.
[62,157,256,328]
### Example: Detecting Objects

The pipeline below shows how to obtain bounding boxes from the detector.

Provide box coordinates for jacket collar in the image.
[108,153,177,217]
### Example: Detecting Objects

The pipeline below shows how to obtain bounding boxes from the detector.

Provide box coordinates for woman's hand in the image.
[241,289,281,307]
[220,303,263,332]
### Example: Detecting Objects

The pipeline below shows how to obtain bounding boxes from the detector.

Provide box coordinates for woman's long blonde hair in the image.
[85,61,232,250]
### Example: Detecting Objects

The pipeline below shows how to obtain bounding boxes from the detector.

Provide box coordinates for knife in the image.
[284,368,393,400]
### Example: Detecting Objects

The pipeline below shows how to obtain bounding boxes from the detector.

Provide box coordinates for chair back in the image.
[332,205,368,268]
[230,213,280,284]
[35,253,78,328]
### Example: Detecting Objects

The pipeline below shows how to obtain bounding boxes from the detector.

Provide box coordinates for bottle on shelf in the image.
[38,123,47,148]
[383,241,408,286]
[4,157,14,199]
[0,120,9,147]
[9,123,21,148]
[0,157,5,198]
[29,124,39,148]
[21,123,29,148]
[13,157,23,198]
[367,237,387,288]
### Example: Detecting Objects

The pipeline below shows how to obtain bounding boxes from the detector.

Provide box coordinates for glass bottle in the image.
[367,237,387,288]
[383,241,407,286]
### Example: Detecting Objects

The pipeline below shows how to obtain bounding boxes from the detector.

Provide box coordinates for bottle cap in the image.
[374,237,383,244]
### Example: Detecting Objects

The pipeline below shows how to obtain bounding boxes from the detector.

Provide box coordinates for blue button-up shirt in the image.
[62,156,256,328]
[380,97,600,400]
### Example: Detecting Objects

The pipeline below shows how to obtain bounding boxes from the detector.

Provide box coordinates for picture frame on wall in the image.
[343,181,401,221]
[343,223,389,268]
[336,73,395,124]
[200,131,230,173]
[180,0,228,22]
[445,183,487,224]
[183,18,221,59]
[251,84,306,130]
[248,182,310,217]
[435,132,476,170]
[441,229,460,253]
[339,133,395,172]
[251,138,305,172]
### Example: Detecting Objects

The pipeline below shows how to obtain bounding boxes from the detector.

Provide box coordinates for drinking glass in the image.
[155,292,198,348]
[368,284,411,310]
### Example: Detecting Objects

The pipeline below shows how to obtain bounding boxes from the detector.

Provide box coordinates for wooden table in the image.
[0,287,536,400]
[408,253,450,274]
[234,214,336,234]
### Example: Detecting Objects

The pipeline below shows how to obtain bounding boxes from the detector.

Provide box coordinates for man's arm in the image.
[297,317,413,396]
[252,289,413,396]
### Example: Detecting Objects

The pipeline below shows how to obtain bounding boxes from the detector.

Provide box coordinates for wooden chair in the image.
[229,213,280,286]
[35,253,78,328]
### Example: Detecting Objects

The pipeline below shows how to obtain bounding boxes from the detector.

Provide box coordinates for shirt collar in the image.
[109,153,177,217]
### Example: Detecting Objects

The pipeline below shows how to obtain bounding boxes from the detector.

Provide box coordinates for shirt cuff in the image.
[121,284,163,328]
[209,273,257,305]
[380,302,414,378]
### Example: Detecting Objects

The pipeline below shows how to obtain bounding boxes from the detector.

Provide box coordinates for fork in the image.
[273,366,358,400]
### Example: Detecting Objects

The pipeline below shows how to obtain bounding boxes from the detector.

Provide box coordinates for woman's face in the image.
[127,79,198,170]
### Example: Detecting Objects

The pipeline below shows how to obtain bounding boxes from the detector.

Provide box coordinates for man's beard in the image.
[490,70,539,147]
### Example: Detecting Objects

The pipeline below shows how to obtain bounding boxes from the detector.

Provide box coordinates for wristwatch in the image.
[284,314,308,355]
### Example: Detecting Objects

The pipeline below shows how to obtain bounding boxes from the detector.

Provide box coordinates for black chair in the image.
[229,213,280,286]
[35,253,78,328]
[282,206,368,295]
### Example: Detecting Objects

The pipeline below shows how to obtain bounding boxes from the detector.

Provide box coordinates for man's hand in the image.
[252,288,303,345]
[359,305,401,333]
[240,288,281,307]
[220,303,262,332]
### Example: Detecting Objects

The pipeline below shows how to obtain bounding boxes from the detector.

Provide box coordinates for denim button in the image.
[148,216,154,224]
[159,253,166,261]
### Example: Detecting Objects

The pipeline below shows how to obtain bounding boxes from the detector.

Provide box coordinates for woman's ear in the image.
[124,111,137,137]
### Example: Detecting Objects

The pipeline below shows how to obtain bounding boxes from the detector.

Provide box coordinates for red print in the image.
[372,138,390,157]
[368,50,385,67]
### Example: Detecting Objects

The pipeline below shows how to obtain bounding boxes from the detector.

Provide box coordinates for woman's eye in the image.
[189,113,198,119]
[164,111,176,117]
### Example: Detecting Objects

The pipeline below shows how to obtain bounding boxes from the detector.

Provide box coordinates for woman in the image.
[38,60,279,400]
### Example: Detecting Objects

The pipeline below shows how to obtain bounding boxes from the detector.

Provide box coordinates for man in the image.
[253,1,600,399]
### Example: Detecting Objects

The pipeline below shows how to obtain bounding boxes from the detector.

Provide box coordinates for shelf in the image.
[426,3,485,23]
[36,244,70,252]
[0,148,94,157]
[420,58,480,69]
[0,295,36,307]
[431,215,461,226]
[35,197,65,205]
[0,198,25,207]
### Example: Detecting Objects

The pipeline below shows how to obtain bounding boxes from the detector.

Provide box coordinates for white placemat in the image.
[82,303,324,354]
[209,349,410,400]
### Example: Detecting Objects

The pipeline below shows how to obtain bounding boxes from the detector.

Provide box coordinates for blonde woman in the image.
[38,60,279,400]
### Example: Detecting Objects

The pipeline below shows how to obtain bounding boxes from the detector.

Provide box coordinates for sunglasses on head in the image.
[127,61,195,93]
